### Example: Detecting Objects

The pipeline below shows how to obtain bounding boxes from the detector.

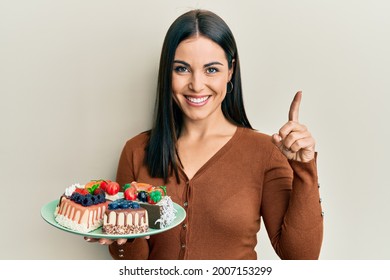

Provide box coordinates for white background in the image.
[1,0,389,260]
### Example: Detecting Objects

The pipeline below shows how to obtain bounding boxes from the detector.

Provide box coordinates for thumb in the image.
[272,134,283,150]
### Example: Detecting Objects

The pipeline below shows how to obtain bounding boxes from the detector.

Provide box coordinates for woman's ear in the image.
[228,59,235,81]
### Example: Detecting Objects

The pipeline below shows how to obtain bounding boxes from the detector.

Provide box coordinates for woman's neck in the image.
[180,114,237,140]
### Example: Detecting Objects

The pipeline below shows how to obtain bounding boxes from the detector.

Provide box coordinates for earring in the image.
[227,81,234,93]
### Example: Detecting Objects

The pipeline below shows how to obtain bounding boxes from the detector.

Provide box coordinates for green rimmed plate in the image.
[41,199,186,239]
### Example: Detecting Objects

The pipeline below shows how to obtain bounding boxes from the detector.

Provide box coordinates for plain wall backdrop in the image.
[1,0,389,259]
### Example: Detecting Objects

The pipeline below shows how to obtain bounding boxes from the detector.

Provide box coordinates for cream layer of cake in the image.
[103,208,148,234]
[55,196,109,233]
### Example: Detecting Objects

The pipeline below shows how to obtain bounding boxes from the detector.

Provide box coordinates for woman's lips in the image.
[184,95,210,106]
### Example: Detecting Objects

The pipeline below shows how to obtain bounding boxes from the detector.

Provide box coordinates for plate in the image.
[41,199,186,239]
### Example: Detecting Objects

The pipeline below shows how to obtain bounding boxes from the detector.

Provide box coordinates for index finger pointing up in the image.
[288,91,302,121]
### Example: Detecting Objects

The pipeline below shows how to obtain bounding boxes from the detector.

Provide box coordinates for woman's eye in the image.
[206,67,218,74]
[174,66,189,73]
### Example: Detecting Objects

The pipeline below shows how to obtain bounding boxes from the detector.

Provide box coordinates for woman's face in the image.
[172,35,233,123]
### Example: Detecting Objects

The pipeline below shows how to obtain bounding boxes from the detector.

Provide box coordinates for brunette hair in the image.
[145,9,252,182]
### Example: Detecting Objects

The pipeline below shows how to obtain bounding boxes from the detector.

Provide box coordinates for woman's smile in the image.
[184,95,211,106]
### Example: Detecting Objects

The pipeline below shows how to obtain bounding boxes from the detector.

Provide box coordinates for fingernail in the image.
[85,238,91,242]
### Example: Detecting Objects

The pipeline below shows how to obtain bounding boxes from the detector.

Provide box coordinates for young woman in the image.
[86,9,323,260]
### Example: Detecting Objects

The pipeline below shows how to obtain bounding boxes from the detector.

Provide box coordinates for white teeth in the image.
[186,96,209,104]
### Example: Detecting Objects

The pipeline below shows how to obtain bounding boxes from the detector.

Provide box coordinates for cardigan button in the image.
[181,243,186,249]
[183,202,188,207]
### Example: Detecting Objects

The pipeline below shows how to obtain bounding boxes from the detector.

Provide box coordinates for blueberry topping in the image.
[75,195,83,204]
[81,196,93,207]
[137,191,148,202]
[108,202,119,210]
[95,193,105,204]
[70,192,79,201]
[131,202,140,209]
[121,202,131,209]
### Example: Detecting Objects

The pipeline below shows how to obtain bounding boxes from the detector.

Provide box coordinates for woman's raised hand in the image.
[272,91,316,162]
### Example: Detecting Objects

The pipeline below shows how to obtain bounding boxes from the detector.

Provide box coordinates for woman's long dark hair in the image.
[145,9,252,182]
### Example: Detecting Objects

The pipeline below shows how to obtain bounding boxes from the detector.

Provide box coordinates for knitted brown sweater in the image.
[109,127,323,259]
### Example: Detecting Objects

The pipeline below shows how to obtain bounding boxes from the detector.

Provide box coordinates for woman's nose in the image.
[189,72,205,92]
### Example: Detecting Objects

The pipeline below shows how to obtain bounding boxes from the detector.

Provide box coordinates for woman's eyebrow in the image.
[174,60,224,68]
[173,60,190,67]
[204,61,224,67]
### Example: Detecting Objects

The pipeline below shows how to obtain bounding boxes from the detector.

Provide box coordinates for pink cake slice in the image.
[103,207,148,234]
[55,196,109,233]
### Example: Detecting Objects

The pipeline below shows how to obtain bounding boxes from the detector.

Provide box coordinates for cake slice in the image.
[139,196,177,229]
[54,183,109,233]
[123,181,177,229]
[103,199,148,234]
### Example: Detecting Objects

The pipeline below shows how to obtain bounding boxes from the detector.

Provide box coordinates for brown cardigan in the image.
[109,127,323,259]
